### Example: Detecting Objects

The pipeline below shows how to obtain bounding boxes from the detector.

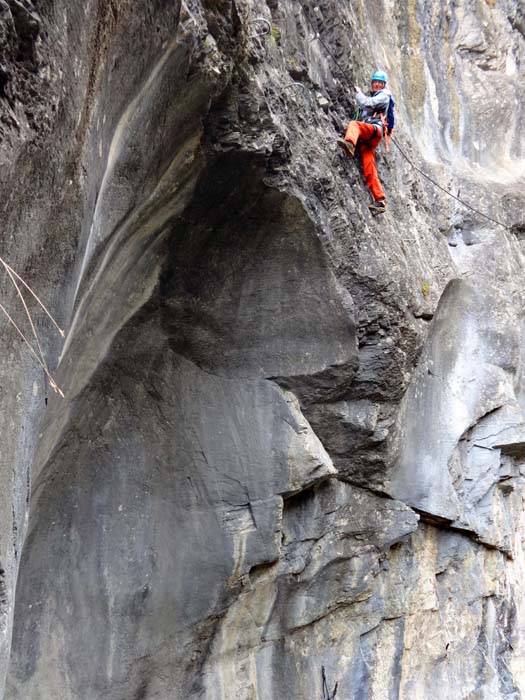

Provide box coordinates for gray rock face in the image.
[0,0,525,699]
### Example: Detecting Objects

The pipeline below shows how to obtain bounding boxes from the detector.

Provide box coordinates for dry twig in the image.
[0,257,64,397]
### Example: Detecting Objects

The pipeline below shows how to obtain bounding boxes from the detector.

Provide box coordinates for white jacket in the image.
[355,88,392,132]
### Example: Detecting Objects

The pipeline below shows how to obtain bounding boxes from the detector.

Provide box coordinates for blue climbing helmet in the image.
[371,70,388,84]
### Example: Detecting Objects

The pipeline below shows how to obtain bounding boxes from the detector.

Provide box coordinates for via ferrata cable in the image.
[296,2,511,231]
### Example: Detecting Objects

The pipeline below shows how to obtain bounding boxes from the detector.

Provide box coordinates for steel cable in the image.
[296,1,511,231]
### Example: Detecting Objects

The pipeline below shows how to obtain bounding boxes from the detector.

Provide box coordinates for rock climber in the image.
[337,70,391,215]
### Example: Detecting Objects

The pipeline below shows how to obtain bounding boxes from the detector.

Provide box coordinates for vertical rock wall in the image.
[0,0,525,698]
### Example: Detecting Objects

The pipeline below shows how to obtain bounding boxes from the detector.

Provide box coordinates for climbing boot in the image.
[368,199,387,215]
[337,138,355,158]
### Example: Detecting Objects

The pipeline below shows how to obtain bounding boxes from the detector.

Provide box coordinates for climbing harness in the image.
[296,1,511,231]
[322,666,338,700]
[379,94,396,152]
[353,92,395,152]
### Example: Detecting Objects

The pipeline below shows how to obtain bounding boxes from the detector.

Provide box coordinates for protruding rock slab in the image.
[388,278,521,526]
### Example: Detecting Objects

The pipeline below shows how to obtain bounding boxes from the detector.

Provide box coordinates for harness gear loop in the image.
[377,112,393,151]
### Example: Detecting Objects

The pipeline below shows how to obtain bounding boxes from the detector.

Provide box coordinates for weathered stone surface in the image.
[0,0,524,699]
[6,340,338,698]
[388,222,525,548]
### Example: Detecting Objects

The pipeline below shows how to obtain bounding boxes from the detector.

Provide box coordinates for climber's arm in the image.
[355,89,389,111]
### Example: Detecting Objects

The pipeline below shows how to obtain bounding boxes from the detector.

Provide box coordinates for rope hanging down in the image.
[296,2,511,231]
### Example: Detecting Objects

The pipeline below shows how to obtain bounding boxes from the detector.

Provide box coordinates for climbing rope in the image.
[296,1,511,231]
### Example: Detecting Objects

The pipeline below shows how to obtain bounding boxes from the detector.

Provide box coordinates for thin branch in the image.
[0,256,64,337]
[4,265,46,368]
[0,302,64,397]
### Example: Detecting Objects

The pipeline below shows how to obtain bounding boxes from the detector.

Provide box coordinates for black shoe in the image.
[369,199,387,215]
[337,138,355,157]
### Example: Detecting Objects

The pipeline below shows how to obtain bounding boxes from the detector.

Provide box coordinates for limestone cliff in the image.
[1,1,525,698]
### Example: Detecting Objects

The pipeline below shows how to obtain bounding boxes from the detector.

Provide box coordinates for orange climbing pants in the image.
[344,121,385,201]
